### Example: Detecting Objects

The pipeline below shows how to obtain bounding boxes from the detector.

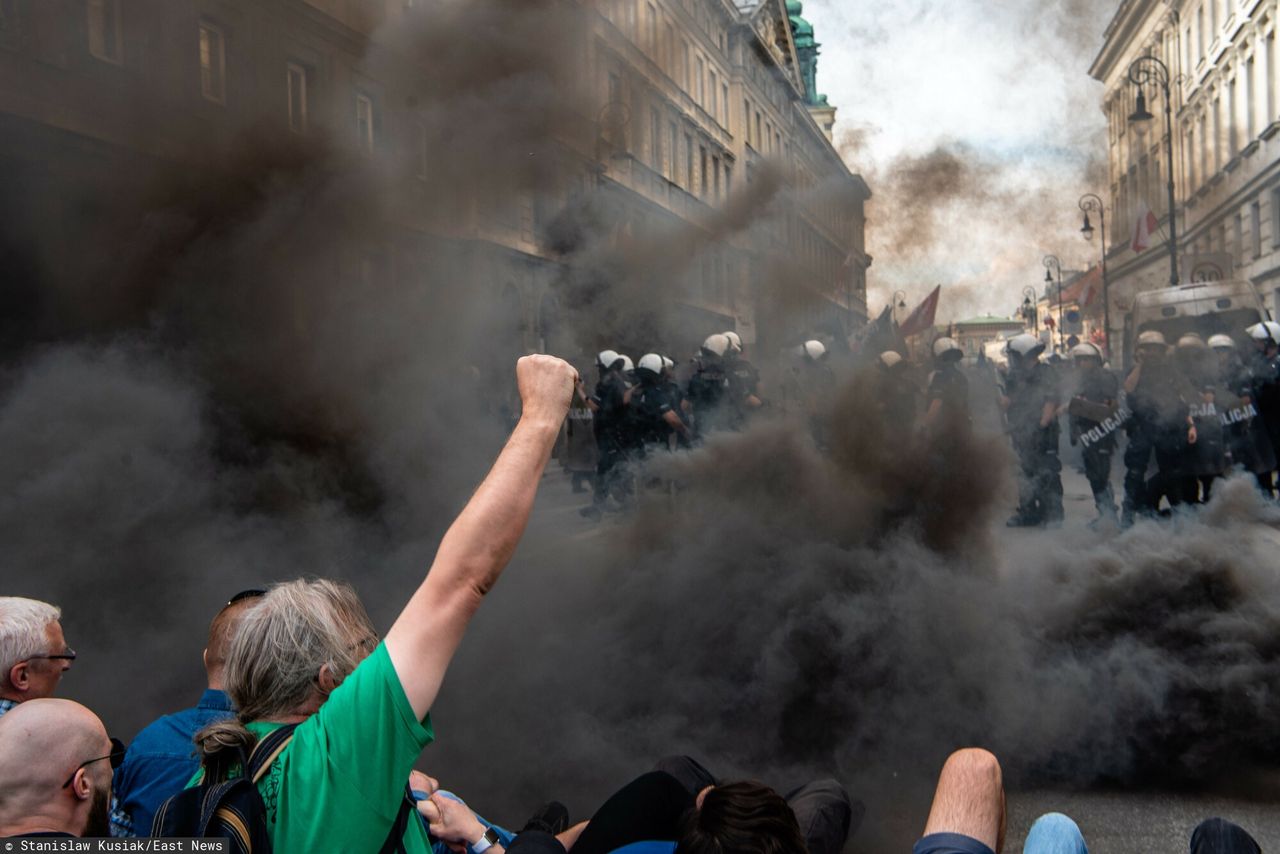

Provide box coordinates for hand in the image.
[1188,425,1198,445]
[517,355,577,426]
[417,792,488,849]
[409,770,439,799]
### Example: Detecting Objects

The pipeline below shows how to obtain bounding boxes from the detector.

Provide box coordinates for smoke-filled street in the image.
[4,1,1280,853]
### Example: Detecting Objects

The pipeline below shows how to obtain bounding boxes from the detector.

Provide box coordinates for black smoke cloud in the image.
[3,2,1280,852]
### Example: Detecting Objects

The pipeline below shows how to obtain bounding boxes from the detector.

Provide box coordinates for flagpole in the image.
[1128,55,1179,287]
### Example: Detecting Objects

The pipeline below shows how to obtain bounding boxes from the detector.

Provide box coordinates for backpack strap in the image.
[246,724,298,783]
[377,784,416,854]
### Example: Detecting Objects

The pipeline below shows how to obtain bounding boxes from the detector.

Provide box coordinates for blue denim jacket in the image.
[110,689,235,836]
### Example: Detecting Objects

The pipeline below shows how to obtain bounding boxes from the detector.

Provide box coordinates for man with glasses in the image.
[109,589,264,836]
[0,698,120,837]
[0,596,74,717]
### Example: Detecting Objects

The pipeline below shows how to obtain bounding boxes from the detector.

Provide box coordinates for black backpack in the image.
[151,724,415,854]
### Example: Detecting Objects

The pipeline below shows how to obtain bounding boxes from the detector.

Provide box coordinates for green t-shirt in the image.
[245,642,435,854]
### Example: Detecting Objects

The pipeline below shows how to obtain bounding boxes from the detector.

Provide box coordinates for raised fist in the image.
[517,354,577,424]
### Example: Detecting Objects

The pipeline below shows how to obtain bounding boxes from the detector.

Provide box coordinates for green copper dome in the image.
[786,0,827,106]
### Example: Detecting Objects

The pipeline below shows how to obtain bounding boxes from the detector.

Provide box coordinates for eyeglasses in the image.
[61,737,126,789]
[228,588,267,605]
[27,647,77,663]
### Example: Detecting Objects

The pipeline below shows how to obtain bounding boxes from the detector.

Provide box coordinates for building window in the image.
[198,22,226,104]
[1268,34,1277,123]
[287,63,308,133]
[721,82,729,126]
[742,98,751,141]
[1246,55,1256,141]
[87,0,122,64]
[1252,200,1262,258]
[669,122,679,183]
[355,93,375,153]
[695,56,705,104]
[1228,74,1238,153]
[1197,4,1205,59]
[649,107,662,170]
[724,162,732,195]
[712,154,721,200]
[699,145,708,198]
[708,70,718,118]
[754,111,762,148]
[682,41,691,90]
[1235,212,1244,260]
[684,134,693,192]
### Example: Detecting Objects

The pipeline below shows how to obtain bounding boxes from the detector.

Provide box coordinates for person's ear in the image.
[317,663,339,695]
[70,768,92,801]
[8,660,30,692]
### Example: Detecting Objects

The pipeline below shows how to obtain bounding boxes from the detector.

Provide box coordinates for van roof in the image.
[1133,279,1260,307]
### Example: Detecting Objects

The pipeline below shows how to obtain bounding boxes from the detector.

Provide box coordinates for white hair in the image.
[0,597,62,679]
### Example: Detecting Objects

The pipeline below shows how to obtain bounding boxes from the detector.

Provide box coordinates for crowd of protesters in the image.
[0,354,1268,853]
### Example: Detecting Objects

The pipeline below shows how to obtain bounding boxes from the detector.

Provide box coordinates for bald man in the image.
[110,591,262,836]
[0,698,116,837]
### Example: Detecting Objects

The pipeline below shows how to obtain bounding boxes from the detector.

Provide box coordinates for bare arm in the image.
[1123,362,1142,394]
[386,355,576,721]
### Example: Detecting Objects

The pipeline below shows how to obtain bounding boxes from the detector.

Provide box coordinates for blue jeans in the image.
[1023,813,1087,854]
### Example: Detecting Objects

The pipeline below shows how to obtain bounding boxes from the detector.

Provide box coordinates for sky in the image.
[801,0,1118,322]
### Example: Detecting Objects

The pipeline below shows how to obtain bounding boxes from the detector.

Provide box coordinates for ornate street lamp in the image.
[1128,55,1179,286]
[1078,193,1111,361]
[1044,255,1063,353]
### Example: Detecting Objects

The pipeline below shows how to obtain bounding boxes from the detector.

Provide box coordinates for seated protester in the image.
[915,749,1005,854]
[0,596,75,716]
[0,698,122,837]
[186,355,577,854]
[422,756,854,854]
[1190,818,1261,854]
[1021,813,1086,854]
[110,589,263,836]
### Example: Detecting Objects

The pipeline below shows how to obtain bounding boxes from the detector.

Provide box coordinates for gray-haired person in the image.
[190,355,578,854]
[0,597,75,718]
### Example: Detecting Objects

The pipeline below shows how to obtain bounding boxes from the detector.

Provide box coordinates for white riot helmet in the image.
[1176,333,1207,351]
[1247,321,1280,344]
[661,356,675,371]
[1207,334,1236,350]
[637,353,664,379]
[597,349,623,371]
[802,340,827,361]
[723,331,743,354]
[619,354,635,374]
[702,333,731,358]
[1135,330,1168,349]
[1005,333,1045,361]
[878,351,904,369]
[932,337,962,362]
[1071,342,1103,362]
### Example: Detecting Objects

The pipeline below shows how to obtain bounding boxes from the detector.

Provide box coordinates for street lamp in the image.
[1021,286,1038,334]
[1044,254,1063,353]
[1079,193,1112,362]
[1128,55,1179,287]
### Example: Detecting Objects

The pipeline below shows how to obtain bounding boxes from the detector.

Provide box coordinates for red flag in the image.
[1132,202,1158,253]
[897,285,941,338]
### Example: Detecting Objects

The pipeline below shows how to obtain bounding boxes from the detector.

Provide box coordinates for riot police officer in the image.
[631,353,691,454]
[723,330,764,427]
[1175,333,1226,502]
[1122,330,1197,522]
[579,349,630,518]
[1210,333,1276,492]
[1002,333,1063,528]
[923,338,968,431]
[686,333,733,438]
[1246,321,1280,496]
[876,350,919,431]
[1067,342,1119,526]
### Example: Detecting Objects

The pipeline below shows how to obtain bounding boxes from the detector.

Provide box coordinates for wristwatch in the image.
[469,827,501,854]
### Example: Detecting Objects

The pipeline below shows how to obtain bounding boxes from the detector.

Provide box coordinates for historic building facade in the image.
[1091,0,1280,356]
[0,0,868,359]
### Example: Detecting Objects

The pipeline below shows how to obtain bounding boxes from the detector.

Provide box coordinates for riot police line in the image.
[566,331,829,518]
[998,320,1280,529]
[559,319,1280,527]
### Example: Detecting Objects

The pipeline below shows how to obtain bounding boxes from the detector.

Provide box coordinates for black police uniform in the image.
[686,357,732,439]
[1123,360,1194,516]
[926,363,968,426]
[879,368,920,431]
[1176,350,1226,503]
[590,371,629,508]
[1218,356,1277,488]
[1068,364,1120,520]
[1005,361,1063,525]
[629,375,679,456]
[725,356,762,429]
[1249,347,1280,495]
